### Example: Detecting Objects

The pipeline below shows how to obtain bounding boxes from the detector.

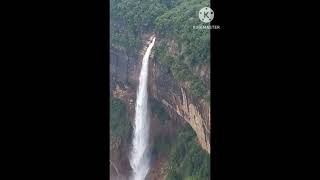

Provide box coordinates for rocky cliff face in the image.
[110,34,211,153]
[149,57,211,153]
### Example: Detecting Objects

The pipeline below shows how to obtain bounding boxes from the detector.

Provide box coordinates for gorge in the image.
[110,0,211,179]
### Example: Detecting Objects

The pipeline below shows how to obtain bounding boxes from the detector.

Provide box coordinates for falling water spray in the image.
[129,37,156,180]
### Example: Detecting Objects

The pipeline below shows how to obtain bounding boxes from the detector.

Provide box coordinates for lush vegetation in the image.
[166,124,210,180]
[110,1,211,176]
[110,30,142,54]
[149,123,210,180]
[154,46,209,100]
[110,97,132,140]
[110,0,167,52]
[154,0,210,65]
[110,0,210,102]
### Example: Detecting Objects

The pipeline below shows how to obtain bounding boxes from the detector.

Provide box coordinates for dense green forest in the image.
[111,0,210,101]
[150,123,210,180]
[110,97,132,141]
[110,0,210,179]
[110,99,210,179]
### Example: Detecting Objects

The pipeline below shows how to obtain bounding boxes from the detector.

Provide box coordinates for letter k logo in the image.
[199,7,214,23]
[204,11,209,19]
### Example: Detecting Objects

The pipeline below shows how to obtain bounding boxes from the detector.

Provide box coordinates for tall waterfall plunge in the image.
[129,37,156,180]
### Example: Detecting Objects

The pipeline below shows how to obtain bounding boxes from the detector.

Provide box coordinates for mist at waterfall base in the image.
[129,37,156,180]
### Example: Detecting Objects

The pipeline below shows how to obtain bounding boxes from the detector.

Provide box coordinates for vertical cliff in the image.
[110,0,212,179]
[111,35,211,153]
[149,56,211,153]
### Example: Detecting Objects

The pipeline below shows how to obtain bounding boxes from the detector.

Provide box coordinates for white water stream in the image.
[129,37,156,180]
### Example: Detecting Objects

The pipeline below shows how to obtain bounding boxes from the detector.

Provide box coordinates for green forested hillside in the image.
[110,1,211,179]
[110,0,210,101]
[110,0,209,63]
[166,125,210,180]
[110,97,131,140]
[150,123,210,180]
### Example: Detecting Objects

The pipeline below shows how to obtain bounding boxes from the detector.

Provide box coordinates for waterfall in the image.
[129,37,156,180]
